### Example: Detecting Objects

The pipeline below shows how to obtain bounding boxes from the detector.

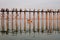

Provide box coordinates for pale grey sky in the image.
[0,0,60,9]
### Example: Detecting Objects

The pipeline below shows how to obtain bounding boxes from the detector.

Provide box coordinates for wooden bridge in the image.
[0,8,60,33]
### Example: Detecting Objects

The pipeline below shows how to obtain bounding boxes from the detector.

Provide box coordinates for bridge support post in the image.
[37,9,40,32]
[33,9,35,32]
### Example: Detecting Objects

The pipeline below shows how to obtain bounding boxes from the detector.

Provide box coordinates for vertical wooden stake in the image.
[1,12,4,31]
[16,9,18,32]
[57,10,58,31]
[1,9,4,31]
[6,12,9,31]
[46,9,49,32]
[6,9,9,32]
[46,11,48,30]
[37,9,40,32]
[12,9,13,32]
[29,9,31,32]
[41,9,44,32]
[49,10,53,33]
[33,9,35,32]
[24,9,26,32]
[20,9,22,32]
[57,9,60,31]
[53,10,57,31]
[56,12,57,31]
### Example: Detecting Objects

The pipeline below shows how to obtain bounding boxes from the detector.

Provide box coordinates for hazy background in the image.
[0,0,60,9]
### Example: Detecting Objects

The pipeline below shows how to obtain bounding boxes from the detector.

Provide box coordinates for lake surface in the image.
[0,31,60,40]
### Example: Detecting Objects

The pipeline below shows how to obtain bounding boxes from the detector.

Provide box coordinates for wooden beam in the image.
[37,9,40,32]
[24,9,26,32]
[33,9,35,32]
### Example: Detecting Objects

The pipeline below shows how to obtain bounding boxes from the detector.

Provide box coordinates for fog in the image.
[0,0,60,9]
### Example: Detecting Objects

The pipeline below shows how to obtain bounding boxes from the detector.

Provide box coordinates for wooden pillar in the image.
[1,8,4,31]
[37,9,40,32]
[33,9,35,32]
[56,10,58,31]
[24,9,26,32]
[57,9,60,31]
[57,10,58,31]
[6,9,9,32]
[57,11,58,31]
[53,10,57,31]
[29,9,31,32]
[46,11,48,30]
[12,9,14,32]
[46,9,49,32]
[20,9,22,32]
[49,10,53,33]
[16,9,18,32]
[41,9,44,32]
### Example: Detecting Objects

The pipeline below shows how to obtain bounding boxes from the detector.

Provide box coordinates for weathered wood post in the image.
[49,10,53,33]
[56,10,58,31]
[37,9,40,32]
[46,10,48,30]
[29,9,31,32]
[57,9,60,31]
[20,9,22,32]
[6,8,9,32]
[57,9,58,31]
[53,9,56,31]
[46,9,49,31]
[1,8,5,31]
[24,9,26,32]
[16,9,18,32]
[12,8,14,32]
[33,9,35,32]
[41,9,44,32]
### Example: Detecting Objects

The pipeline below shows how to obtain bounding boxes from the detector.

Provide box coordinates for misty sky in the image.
[0,0,60,9]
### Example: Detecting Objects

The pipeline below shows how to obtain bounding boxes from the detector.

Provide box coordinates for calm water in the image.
[0,31,60,40]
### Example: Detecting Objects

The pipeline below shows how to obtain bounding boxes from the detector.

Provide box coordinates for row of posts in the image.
[0,8,60,33]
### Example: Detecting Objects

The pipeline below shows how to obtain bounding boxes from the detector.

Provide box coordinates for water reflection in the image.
[0,30,60,35]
